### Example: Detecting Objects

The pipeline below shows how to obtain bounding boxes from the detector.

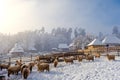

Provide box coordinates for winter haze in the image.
[0,0,120,34]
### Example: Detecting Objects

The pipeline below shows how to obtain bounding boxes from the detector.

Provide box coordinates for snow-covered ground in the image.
[1,56,120,80]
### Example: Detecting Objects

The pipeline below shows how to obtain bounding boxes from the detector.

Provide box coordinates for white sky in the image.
[0,0,119,35]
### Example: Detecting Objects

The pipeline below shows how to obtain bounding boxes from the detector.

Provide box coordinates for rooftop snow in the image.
[102,35,120,45]
[69,43,75,47]
[88,39,103,46]
[58,43,69,49]
[9,43,24,53]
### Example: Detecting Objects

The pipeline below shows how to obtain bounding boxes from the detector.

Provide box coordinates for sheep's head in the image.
[106,54,109,56]
[20,60,22,63]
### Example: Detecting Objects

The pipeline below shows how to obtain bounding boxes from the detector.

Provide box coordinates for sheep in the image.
[21,64,28,74]
[0,62,11,71]
[39,60,48,63]
[107,54,115,60]
[77,56,83,62]
[53,58,58,67]
[70,56,77,60]
[86,55,94,61]
[7,64,22,77]
[20,62,34,74]
[94,53,101,58]
[35,56,40,61]
[19,59,22,64]
[28,62,34,73]
[16,60,22,66]
[28,62,35,67]
[22,66,30,79]
[64,57,74,64]
[37,62,49,72]
[82,55,86,59]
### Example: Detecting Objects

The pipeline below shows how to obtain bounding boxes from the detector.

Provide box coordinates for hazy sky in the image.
[0,0,120,34]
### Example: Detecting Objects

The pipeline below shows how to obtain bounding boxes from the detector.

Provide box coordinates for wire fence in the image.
[0,51,120,64]
[0,54,37,64]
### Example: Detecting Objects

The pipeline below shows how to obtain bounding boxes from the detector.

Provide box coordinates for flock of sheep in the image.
[0,52,116,79]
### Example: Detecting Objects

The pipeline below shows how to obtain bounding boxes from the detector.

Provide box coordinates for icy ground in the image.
[1,56,120,80]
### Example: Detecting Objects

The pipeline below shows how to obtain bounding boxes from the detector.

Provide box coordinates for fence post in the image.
[31,54,32,61]
[20,56,22,61]
[9,57,11,63]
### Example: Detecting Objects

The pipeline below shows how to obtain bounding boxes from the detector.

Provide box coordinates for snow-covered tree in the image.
[112,26,120,39]
[72,34,94,50]
[98,32,104,41]
[112,26,119,35]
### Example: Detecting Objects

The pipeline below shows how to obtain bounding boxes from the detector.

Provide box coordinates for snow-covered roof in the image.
[9,43,24,53]
[102,35,120,45]
[69,43,75,47]
[88,39,103,46]
[58,43,69,49]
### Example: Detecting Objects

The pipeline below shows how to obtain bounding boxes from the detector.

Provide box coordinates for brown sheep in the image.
[28,62,35,67]
[7,64,22,77]
[16,60,22,66]
[21,62,34,74]
[107,54,115,60]
[22,66,30,79]
[26,61,36,73]
[37,62,49,72]
[19,59,22,64]
[86,55,94,61]
[0,62,11,71]
[82,55,86,59]
[95,53,100,58]
[28,64,33,73]
[64,57,74,64]
[77,56,83,62]
[54,58,58,67]
[34,56,40,61]
[39,60,48,63]
[21,64,28,74]
[70,56,76,60]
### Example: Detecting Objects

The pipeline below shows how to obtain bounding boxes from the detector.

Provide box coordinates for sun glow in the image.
[0,0,35,34]
[0,0,116,34]
[0,1,15,34]
[0,0,6,25]
[0,0,53,34]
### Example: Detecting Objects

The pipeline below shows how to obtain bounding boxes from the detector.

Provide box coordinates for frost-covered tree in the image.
[0,26,94,53]
[78,28,86,36]
[72,34,94,50]
[112,26,120,39]
[112,26,119,35]
[74,27,86,38]
[98,32,104,41]
[74,28,78,37]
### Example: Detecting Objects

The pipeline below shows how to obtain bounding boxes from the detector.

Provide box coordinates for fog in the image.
[0,0,120,34]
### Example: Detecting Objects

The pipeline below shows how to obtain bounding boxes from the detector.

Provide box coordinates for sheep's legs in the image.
[0,67,2,71]
[8,72,10,77]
